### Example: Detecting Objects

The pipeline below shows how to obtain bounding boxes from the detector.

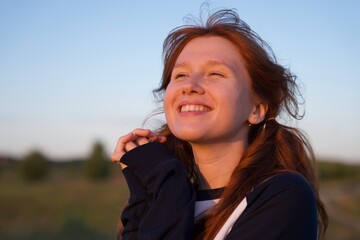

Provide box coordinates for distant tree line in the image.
[1,145,359,182]
[16,141,111,182]
[84,142,110,180]
[317,160,360,181]
[19,151,49,181]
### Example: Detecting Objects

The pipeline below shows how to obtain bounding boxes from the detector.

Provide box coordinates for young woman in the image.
[112,9,328,240]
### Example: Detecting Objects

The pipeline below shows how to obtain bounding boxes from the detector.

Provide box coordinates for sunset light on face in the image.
[164,36,256,145]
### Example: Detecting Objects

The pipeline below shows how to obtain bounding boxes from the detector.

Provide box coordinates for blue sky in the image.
[1,1,359,163]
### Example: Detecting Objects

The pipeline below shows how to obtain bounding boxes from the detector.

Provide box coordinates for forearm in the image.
[120,142,195,239]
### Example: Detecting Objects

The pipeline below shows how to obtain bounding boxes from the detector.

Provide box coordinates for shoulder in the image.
[269,171,312,187]
[227,172,318,239]
[255,172,313,194]
[247,172,316,209]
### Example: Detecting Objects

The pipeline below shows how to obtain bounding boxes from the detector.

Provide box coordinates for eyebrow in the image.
[173,62,188,68]
[207,60,228,66]
[173,60,233,69]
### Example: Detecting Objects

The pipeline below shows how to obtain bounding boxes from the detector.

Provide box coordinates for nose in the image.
[182,76,205,95]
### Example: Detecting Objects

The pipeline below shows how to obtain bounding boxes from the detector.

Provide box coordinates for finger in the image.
[132,128,152,137]
[111,152,128,169]
[111,152,124,163]
[136,137,149,146]
[148,134,167,143]
[114,132,134,153]
[132,129,165,144]
[131,129,167,143]
[159,136,167,143]
[124,141,137,152]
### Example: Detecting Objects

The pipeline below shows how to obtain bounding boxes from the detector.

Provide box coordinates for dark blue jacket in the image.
[119,142,317,239]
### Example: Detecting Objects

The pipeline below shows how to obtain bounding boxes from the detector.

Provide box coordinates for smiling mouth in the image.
[180,104,211,113]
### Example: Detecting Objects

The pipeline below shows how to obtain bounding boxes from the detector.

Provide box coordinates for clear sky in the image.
[1,0,359,163]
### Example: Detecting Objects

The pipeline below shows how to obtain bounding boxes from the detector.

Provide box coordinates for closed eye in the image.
[209,72,225,78]
[211,72,223,76]
[174,73,188,80]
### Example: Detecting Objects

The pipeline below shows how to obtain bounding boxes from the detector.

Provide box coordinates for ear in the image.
[248,102,268,125]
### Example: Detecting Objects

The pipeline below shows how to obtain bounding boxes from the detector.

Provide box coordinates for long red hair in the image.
[153,9,328,239]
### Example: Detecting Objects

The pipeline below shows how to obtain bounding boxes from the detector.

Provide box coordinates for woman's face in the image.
[164,36,256,144]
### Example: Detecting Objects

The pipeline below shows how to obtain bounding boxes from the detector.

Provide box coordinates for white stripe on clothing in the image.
[214,197,247,240]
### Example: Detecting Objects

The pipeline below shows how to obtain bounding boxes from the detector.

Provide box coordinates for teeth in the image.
[180,104,209,112]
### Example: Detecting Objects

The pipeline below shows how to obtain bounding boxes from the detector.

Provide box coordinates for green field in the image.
[0,162,127,240]
[1,160,359,239]
[318,161,360,240]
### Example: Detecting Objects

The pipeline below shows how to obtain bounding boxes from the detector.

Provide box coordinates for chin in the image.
[171,129,204,143]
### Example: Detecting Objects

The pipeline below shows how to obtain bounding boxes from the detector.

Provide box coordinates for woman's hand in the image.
[111,128,166,169]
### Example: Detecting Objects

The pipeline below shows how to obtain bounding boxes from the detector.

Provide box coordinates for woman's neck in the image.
[191,141,247,190]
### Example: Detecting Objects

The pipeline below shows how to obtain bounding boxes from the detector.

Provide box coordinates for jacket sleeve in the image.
[119,142,195,240]
[225,173,318,240]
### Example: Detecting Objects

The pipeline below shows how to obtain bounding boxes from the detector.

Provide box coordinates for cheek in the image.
[223,87,254,119]
[236,92,255,119]
[163,89,171,111]
[163,87,175,119]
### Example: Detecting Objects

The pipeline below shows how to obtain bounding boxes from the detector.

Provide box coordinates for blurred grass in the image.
[318,160,360,240]
[0,159,359,239]
[0,161,128,239]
